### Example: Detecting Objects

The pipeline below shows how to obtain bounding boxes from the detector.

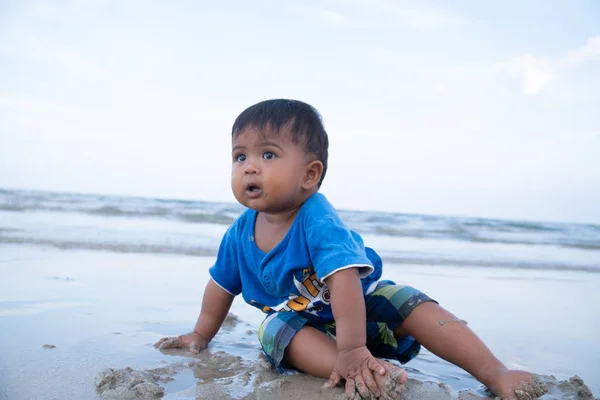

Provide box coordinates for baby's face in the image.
[231,127,311,213]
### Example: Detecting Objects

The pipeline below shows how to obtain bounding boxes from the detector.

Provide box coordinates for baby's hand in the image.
[154,332,208,354]
[326,346,387,399]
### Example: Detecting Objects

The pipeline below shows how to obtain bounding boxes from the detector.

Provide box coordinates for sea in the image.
[1,188,599,272]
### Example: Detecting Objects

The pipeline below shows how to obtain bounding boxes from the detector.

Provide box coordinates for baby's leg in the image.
[282,325,337,378]
[396,301,547,399]
[282,326,406,399]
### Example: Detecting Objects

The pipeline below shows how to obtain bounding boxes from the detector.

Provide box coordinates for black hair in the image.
[231,99,329,187]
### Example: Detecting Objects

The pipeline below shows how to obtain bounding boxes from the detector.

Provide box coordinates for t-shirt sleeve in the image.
[208,226,242,296]
[306,216,374,281]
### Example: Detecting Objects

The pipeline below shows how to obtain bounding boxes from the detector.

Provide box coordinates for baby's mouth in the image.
[245,183,262,197]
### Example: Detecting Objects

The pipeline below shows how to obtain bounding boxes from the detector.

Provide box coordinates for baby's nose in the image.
[244,161,259,174]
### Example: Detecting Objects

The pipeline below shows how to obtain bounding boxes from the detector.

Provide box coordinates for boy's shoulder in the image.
[300,192,340,224]
[225,207,255,238]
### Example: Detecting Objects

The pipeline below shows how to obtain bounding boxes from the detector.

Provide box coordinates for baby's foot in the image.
[350,360,407,400]
[479,366,548,400]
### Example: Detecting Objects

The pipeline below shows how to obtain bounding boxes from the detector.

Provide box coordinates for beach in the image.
[1,247,598,399]
[1,189,599,399]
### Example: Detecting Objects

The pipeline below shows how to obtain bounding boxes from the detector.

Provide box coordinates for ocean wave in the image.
[1,188,599,251]
[380,255,600,273]
[365,225,600,251]
[462,219,563,233]
[0,194,238,226]
[2,236,598,273]
[0,237,216,257]
[177,212,235,225]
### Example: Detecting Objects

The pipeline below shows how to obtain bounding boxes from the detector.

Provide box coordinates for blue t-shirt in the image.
[209,192,383,321]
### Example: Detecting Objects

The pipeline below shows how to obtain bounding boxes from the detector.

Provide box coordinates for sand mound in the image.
[540,375,596,399]
[95,367,166,399]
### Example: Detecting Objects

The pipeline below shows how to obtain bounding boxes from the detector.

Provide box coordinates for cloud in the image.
[499,55,556,95]
[0,95,82,114]
[27,36,109,82]
[561,35,600,68]
[311,0,463,30]
[388,3,464,30]
[311,8,348,24]
[498,35,600,96]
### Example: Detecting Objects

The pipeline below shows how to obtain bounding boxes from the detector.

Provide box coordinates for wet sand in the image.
[96,343,596,400]
[0,245,598,399]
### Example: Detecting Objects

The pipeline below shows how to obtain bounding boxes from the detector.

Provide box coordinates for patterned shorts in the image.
[257,280,436,372]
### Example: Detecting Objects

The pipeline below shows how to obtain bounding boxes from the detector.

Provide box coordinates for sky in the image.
[0,0,599,224]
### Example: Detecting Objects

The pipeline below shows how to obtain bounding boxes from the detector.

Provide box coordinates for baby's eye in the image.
[263,151,276,160]
[235,154,246,162]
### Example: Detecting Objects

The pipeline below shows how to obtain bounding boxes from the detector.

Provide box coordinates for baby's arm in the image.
[154,279,234,353]
[325,268,387,398]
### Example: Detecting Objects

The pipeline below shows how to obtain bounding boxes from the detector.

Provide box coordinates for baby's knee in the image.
[392,324,409,339]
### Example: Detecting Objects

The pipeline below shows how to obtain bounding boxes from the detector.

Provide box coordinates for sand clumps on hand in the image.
[347,367,407,400]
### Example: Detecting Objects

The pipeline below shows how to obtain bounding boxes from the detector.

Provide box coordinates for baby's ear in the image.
[303,160,323,190]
